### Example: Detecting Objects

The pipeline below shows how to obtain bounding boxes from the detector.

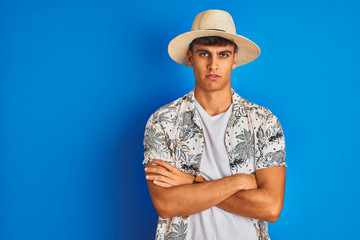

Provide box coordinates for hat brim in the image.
[168,30,260,67]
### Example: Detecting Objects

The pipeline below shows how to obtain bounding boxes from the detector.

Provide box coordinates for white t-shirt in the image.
[186,100,257,240]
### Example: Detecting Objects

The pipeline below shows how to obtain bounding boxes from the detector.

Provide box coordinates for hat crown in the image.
[191,10,236,34]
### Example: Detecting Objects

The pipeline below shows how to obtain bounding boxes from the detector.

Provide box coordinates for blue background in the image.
[1,0,359,239]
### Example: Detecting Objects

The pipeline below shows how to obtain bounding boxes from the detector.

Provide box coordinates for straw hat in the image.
[168,9,260,67]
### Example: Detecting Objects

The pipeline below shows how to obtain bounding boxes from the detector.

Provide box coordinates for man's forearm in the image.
[148,174,244,219]
[215,167,286,223]
[200,177,278,222]
[216,188,281,223]
[145,160,285,222]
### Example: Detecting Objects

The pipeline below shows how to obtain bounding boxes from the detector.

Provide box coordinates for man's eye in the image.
[220,53,229,58]
[199,53,208,57]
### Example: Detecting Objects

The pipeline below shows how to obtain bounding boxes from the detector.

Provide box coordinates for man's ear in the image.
[186,50,193,67]
[232,51,238,69]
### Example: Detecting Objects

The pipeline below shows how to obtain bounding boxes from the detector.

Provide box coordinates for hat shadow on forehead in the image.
[168,9,260,68]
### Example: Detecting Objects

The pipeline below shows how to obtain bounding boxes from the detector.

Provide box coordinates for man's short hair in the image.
[188,36,239,53]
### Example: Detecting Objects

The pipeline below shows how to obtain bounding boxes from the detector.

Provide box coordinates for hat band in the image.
[204,28,226,32]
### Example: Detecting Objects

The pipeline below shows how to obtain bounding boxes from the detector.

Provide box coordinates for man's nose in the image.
[207,55,218,71]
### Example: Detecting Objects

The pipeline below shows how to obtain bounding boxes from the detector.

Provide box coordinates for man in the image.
[143,9,287,240]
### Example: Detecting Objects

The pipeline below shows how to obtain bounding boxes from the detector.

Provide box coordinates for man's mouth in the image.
[206,74,220,80]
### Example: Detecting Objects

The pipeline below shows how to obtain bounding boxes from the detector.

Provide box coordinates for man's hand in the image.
[145,159,195,188]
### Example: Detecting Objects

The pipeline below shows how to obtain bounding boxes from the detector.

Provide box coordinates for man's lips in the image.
[206,74,220,80]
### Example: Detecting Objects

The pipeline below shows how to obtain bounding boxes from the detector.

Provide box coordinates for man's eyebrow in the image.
[219,50,233,55]
[195,49,210,54]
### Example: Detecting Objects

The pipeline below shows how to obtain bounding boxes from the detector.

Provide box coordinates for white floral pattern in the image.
[143,89,287,240]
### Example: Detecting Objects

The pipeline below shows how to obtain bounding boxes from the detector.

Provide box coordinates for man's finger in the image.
[146,174,175,186]
[145,166,174,179]
[144,164,167,171]
[144,164,168,174]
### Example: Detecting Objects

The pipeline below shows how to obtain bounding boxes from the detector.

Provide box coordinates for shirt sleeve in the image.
[255,113,287,170]
[142,114,173,166]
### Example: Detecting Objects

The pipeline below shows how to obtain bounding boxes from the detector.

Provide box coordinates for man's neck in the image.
[194,87,233,116]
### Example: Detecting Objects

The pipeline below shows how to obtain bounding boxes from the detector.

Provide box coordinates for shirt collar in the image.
[186,88,245,112]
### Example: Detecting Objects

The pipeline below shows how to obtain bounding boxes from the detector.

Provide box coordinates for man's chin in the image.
[198,84,230,92]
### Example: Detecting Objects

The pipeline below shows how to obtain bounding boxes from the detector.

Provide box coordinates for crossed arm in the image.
[145,159,286,223]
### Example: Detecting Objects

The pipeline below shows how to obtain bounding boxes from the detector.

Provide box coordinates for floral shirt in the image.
[143,89,287,240]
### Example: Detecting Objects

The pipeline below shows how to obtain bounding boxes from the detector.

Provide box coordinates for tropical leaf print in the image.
[229,104,247,127]
[165,222,187,240]
[256,126,265,158]
[264,150,286,166]
[256,125,264,141]
[188,153,202,164]
[144,125,165,153]
[157,111,172,123]
[234,129,255,160]
[255,111,268,120]
[175,144,190,161]
[159,219,168,228]
[179,111,202,142]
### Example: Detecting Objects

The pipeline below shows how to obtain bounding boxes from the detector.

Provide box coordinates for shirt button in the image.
[199,134,203,138]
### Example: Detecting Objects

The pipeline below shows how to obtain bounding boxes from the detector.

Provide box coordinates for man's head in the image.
[168,10,260,68]
[186,36,238,92]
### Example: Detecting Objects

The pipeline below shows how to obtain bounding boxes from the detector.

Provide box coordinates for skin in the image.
[145,160,285,222]
[145,160,258,219]
[188,44,237,116]
[145,43,286,223]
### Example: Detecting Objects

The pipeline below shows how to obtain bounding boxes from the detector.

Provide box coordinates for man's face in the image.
[187,43,238,93]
